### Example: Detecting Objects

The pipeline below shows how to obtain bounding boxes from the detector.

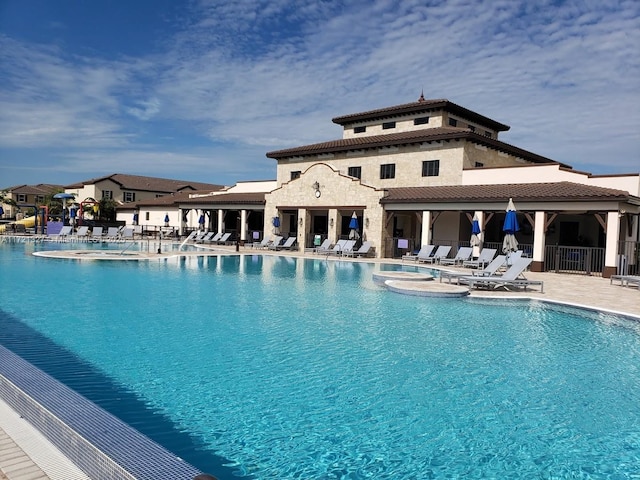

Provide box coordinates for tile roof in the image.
[121,191,266,209]
[2,184,63,195]
[266,128,570,168]
[331,98,510,132]
[66,174,225,193]
[381,182,635,204]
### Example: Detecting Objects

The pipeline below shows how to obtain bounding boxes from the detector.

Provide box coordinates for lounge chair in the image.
[217,232,232,244]
[325,239,348,255]
[192,231,208,242]
[49,225,72,242]
[74,226,90,241]
[465,258,543,292]
[253,236,271,249]
[267,235,283,250]
[402,244,435,262]
[313,238,332,254]
[439,246,473,266]
[335,240,356,256]
[105,227,121,241]
[275,236,296,250]
[610,275,640,288]
[197,232,215,243]
[121,227,134,240]
[440,255,506,283]
[419,245,451,264]
[343,241,373,258]
[462,248,497,269]
[90,226,103,241]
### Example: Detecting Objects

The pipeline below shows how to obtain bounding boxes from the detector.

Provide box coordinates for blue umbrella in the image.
[198,214,205,225]
[470,213,481,247]
[0,206,5,216]
[502,198,519,254]
[349,211,360,240]
[272,217,280,227]
[164,214,170,226]
[133,213,139,225]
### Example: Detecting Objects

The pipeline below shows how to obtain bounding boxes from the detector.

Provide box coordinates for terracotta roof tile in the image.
[266,128,569,168]
[331,98,510,131]
[381,182,634,203]
[67,174,225,193]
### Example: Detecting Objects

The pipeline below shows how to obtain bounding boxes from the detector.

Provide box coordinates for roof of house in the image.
[65,174,225,193]
[266,127,571,168]
[381,182,637,204]
[120,191,266,209]
[2,184,63,195]
[331,97,511,132]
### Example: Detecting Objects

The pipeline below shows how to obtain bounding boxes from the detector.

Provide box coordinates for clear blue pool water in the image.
[1,242,639,479]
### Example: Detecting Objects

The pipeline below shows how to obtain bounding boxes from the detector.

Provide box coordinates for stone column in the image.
[531,211,546,272]
[240,209,247,242]
[298,208,307,252]
[329,208,338,244]
[217,209,224,233]
[603,211,620,278]
[421,211,431,246]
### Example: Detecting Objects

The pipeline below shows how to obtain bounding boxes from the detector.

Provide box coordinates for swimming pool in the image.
[1,242,639,478]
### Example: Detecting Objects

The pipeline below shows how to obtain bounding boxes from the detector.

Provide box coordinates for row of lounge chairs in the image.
[191,231,233,245]
[314,239,374,258]
[439,256,543,292]
[251,235,297,251]
[46,226,135,242]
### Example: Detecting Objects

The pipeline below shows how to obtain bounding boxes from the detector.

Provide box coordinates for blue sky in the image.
[1,0,638,188]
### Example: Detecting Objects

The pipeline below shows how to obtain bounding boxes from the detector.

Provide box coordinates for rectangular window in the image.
[102,190,113,200]
[414,116,429,125]
[354,126,366,134]
[468,125,476,132]
[448,118,458,127]
[123,192,136,202]
[422,160,440,177]
[484,131,492,138]
[382,121,396,130]
[145,212,150,221]
[348,166,362,179]
[35,195,44,204]
[17,194,26,203]
[380,163,396,179]
[474,161,484,168]
[290,171,301,180]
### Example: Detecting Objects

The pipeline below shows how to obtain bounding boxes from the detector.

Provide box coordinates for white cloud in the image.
[0,0,638,187]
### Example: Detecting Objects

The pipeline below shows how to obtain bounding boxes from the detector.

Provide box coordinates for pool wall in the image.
[0,345,202,480]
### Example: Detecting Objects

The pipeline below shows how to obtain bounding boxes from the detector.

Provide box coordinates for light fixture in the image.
[330,218,334,227]
[299,218,303,226]
[365,217,370,227]
[312,181,321,198]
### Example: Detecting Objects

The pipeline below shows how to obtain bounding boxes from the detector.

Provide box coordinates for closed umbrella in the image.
[0,206,4,216]
[133,213,139,225]
[164,214,170,227]
[470,213,482,257]
[272,216,280,234]
[502,198,519,258]
[198,213,206,230]
[349,212,360,240]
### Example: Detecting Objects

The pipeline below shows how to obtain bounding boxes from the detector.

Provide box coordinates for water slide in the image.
[0,215,36,233]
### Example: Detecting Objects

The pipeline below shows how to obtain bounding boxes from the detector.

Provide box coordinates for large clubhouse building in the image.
[2,96,639,277]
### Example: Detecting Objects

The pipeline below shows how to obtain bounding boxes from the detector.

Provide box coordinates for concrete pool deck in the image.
[2,243,639,479]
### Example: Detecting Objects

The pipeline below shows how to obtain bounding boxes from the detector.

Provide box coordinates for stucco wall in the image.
[266,163,386,256]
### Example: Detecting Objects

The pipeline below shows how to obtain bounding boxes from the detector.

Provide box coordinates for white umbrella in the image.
[348,212,360,240]
[502,198,519,257]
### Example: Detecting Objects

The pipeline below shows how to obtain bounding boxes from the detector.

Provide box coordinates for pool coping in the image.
[0,345,202,480]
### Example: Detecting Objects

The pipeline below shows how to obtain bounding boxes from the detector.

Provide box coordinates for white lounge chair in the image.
[197,232,215,243]
[440,255,506,283]
[74,226,90,241]
[610,275,640,288]
[49,225,72,242]
[463,248,497,269]
[343,241,373,257]
[313,238,332,254]
[105,227,120,241]
[253,236,271,249]
[402,244,435,262]
[335,240,356,256]
[267,235,284,250]
[326,239,348,255]
[275,236,296,250]
[439,246,473,266]
[465,258,543,292]
[217,232,232,244]
[192,231,208,242]
[121,227,134,240]
[90,226,103,241]
[419,245,451,264]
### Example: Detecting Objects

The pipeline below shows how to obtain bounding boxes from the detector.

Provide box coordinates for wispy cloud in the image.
[0,0,638,186]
